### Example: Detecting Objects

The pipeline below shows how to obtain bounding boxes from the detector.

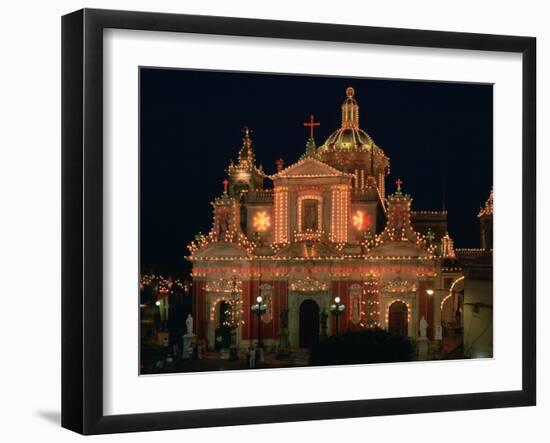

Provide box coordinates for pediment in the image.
[271,157,350,179]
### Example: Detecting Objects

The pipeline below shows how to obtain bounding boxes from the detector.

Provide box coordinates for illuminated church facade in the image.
[187,87,492,353]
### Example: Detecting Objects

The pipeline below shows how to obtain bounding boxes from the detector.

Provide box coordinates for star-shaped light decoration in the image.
[253,211,271,232]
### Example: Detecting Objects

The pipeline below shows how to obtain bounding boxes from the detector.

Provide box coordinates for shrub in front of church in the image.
[309,328,413,366]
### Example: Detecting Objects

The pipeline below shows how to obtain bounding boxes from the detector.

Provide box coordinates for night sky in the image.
[140,68,493,277]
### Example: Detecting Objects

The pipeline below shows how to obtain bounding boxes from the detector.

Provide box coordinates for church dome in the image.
[318,87,380,153]
[322,126,375,150]
[317,87,389,177]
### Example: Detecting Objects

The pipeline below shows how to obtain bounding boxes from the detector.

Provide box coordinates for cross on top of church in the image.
[395,178,403,192]
[222,178,229,194]
[304,114,320,140]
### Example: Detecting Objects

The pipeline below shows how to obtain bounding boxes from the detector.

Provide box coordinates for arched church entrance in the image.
[299,299,320,348]
[388,301,408,336]
[215,301,231,350]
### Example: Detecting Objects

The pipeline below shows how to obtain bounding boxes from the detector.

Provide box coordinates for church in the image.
[187,87,492,355]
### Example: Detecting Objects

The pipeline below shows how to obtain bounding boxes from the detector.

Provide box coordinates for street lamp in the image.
[251,295,267,349]
[154,298,166,331]
[330,296,345,336]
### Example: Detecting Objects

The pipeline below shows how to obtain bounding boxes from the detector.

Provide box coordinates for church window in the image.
[302,199,319,230]
[216,207,231,239]
[233,182,249,198]
[297,195,323,232]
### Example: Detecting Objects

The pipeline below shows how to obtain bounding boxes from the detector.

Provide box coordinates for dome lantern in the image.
[342,87,359,129]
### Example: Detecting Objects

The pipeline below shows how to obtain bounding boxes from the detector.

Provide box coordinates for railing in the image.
[250,189,274,203]
[293,229,326,243]
[411,210,448,220]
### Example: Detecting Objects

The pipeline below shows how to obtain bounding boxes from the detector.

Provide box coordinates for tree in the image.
[309,328,413,366]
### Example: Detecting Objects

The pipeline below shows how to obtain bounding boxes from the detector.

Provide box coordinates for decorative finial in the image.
[441,232,456,258]
[234,126,255,167]
[395,178,403,193]
[303,114,320,140]
[222,178,229,194]
[241,126,252,148]
[341,87,359,129]
[478,187,494,218]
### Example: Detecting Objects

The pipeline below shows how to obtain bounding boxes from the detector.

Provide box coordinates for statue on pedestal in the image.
[182,314,195,360]
[419,316,428,339]
[186,314,194,336]
[417,316,430,360]
[435,324,443,340]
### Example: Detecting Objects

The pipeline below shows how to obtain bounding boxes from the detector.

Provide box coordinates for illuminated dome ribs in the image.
[317,87,390,198]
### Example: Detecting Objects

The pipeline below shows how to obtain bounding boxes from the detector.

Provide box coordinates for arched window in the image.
[297,194,323,232]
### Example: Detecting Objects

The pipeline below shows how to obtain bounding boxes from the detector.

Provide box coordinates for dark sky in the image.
[140,68,493,276]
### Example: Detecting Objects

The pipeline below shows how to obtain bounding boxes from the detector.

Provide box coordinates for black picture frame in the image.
[62,8,536,435]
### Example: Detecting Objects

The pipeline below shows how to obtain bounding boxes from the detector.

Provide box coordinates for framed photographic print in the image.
[62,8,536,435]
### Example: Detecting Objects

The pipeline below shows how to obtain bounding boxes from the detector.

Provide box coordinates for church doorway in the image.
[214,301,231,350]
[299,300,320,348]
[388,301,408,336]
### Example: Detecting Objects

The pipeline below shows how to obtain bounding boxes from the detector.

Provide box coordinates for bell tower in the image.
[227,127,265,199]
